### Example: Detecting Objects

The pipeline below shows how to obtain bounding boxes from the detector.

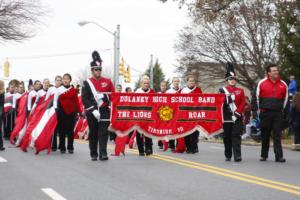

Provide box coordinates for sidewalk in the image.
[200,138,297,150]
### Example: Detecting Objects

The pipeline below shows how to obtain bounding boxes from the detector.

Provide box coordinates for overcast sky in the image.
[0,0,188,86]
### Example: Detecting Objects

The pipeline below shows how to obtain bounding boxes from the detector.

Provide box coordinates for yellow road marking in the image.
[76,140,300,196]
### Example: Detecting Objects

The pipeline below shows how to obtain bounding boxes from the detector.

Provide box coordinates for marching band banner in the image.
[109,93,225,139]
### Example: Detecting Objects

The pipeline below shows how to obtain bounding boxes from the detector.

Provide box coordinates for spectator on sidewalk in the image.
[289,75,297,97]
[291,86,300,150]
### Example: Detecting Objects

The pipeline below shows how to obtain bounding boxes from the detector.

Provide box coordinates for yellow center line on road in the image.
[75,140,300,196]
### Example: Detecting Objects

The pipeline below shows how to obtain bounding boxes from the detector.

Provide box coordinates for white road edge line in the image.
[0,156,7,162]
[209,146,223,150]
[41,188,67,200]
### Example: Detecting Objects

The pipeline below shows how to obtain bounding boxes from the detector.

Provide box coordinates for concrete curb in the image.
[199,139,295,150]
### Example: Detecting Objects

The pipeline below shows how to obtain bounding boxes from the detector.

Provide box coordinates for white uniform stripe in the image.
[256,77,267,112]
[281,80,289,109]
[41,188,67,200]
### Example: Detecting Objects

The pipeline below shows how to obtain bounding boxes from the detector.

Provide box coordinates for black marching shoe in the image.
[259,157,267,161]
[68,150,74,154]
[225,157,231,161]
[145,149,153,156]
[91,156,97,161]
[60,150,66,154]
[275,157,286,163]
[234,157,242,162]
[139,152,145,156]
[99,155,109,161]
[186,150,193,154]
[0,147,5,151]
[193,148,199,154]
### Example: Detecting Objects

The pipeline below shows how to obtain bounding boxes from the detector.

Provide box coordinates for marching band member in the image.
[12,81,26,128]
[125,87,132,93]
[0,80,5,150]
[166,77,181,94]
[181,75,202,154]
[109,84,123,141]
[28,79,34,91]
[27,80,42,112]
[135,75,155,156]
[158,80,168,150]
[116,84,122,93]
[47,75,63,151]
[219,63,245,162]
[3,80,18,140]
[54,73,82,154]
[82,51,115,161]
[166,77,182,151]
[9,82,28,145]
[13,81,25,109]
[36,78,50,101]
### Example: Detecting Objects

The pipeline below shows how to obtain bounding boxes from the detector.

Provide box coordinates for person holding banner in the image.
[181,75,202,154]
[158,80,168,150]
[219,63,245,162]
[135,75,155,156]
[166,77,182,151]
[82,51,115,161]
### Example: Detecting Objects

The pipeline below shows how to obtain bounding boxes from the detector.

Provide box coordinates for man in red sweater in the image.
[251,64,288,162]
[219,63,245,162]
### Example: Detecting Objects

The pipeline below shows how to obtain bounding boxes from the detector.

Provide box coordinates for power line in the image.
[8,49,112,60]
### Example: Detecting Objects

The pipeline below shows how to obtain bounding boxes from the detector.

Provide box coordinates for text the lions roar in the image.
[119,95,216,104]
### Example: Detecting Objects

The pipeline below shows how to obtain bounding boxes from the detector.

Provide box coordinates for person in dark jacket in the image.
[82,51,115,161]
[291,87,300,150]
[0,80,5,151]
[54,74,83,154]
[251,64,288,162]
[219,63,246,162]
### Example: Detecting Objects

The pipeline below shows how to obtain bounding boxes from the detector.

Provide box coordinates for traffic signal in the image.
[124,66,131,83]
[3,58,10,78]
[119,57,125,76]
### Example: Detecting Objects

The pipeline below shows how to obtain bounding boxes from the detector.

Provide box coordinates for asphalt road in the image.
[0,139,299,200]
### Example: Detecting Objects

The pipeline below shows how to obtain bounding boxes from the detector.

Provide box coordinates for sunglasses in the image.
[93,67,102,71]
[227,77,236,80]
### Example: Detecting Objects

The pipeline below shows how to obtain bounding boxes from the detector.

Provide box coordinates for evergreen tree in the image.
[134,59,170,92]
[277,1,300,83]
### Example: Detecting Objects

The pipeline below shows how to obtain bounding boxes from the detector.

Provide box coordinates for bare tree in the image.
[0,0,44,42]
[159,0,238,14]
[175,0,279,91]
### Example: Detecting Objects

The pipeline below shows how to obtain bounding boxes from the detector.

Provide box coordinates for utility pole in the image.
[114,24,120,86]
[150,54,154,89]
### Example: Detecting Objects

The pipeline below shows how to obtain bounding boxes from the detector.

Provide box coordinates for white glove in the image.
[92,110,101,122]
[232,115,237,122]
[95,93,104,101]
[231,94,235,101]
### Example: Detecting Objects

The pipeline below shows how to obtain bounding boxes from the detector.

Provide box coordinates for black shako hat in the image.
[225,62,236,80]
[28,79,33,86]
[90,50,103,69]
